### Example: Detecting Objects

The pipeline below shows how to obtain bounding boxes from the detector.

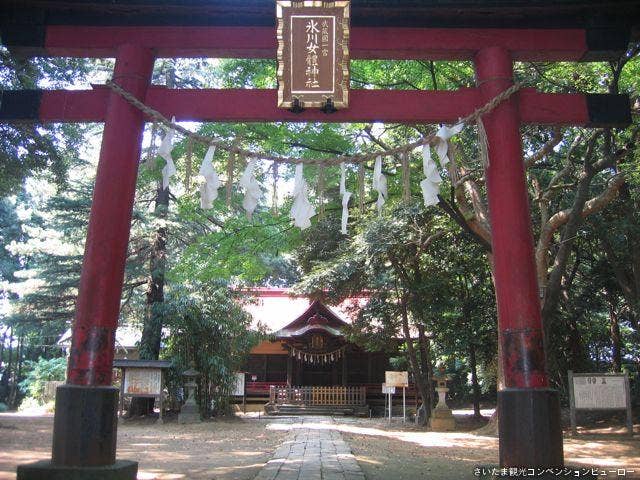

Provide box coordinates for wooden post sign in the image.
[277,0,350,110]
[568,371,633,436]
[113,359,171,424]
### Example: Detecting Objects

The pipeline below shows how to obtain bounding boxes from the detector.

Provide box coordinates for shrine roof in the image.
[240,288,366,334]
[112,359,172,369]
[274,300,350,339]
[2,1,638,31]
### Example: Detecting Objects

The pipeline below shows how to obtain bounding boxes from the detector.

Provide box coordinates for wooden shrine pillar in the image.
[474,46,563,468]
[18,44,154,480]
[342,348,348,386]
[262,354,268,381]
[286,356,293,386]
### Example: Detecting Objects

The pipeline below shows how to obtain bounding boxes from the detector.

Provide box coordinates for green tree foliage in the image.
[163,283,264,417]
[0,48,103,196]
[19,356,66,404]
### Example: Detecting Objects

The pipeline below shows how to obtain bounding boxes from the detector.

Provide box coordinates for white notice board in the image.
[572,375,626,410]
[382,383,396,394]
[233,372,245,396]
[568,371,633,436]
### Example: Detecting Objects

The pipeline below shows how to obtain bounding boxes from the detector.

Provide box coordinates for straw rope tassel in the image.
[446,141,460,186]
[477,118,490,169]
[184,137,193,191]
[358,162,365,213]
[401,151,411,203]
[145,122,158,168]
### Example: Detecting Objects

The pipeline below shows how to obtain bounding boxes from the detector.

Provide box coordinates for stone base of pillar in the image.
[52,385,120,465]
[429,407,456,431]
[16,385,138,479]
[499,388,564,467]
[17,460,138,480]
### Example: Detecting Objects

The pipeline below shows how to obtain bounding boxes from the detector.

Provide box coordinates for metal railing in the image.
[269,386,366,406]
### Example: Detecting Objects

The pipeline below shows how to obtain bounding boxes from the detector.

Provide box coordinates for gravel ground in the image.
[1,410,638,480]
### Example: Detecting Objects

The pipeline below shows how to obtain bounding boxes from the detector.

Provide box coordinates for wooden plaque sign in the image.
[277,0,350,109]
[123,367,162,396]
[385,371,409,388]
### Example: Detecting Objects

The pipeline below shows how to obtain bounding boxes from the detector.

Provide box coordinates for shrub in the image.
[19,357,67,405]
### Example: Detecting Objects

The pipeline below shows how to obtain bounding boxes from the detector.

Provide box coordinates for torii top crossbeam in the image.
[2,0,638,475]
[0,0,636,125]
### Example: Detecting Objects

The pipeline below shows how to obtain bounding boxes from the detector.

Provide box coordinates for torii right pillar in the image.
[475,46,563,467]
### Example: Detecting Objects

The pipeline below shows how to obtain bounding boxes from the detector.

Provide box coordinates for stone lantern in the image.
[429,365,456,431]
[178,367,201,424]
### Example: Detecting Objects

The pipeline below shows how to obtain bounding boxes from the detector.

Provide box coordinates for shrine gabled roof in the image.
[274,300,350,339]
[239,288,366,334]
[1,1,638,31]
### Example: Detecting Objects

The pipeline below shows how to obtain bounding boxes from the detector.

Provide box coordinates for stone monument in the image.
[429,365,456,431]
[178,367,201,424]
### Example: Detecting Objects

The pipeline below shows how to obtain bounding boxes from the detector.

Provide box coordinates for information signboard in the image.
[276,0,350,109]
[382,384,396,394]
[568,371,633,436]
[572,375,627,410]
[385,371,409,388]
[123,367,162,396]
[233,372,245,396]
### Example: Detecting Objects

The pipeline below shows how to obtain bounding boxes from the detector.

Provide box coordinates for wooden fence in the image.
[269,386,366,406]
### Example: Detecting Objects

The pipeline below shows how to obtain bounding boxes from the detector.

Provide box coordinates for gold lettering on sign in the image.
[305,19,320,88]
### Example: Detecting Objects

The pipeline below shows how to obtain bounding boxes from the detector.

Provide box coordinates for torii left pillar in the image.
[17,44,154,480]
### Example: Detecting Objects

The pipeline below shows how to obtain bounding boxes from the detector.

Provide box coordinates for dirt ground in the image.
[0,412,287,480]
[339,411,640,480]
[1,410,639,480]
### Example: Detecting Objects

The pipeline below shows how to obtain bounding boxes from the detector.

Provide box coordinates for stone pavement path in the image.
[254,416,366,480]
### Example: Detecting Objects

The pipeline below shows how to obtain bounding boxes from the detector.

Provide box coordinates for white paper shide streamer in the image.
[290,163,316,230]
[339,163,352,235]
[158,116,177,190]
[420,144,442,207]
[434,123,464,167]
[238,158,262,219]
[372,155,387,214]
[199,145,220,209]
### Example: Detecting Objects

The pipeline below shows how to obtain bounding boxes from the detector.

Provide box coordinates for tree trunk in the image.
[609,300,622,372]
[4,328,14,390]
[567,314,588,372]
[140,182,169,360]
[130,67,174,417]
[9,338,22,408]
[469,342,482,419]
[399,298,429,426]
[417,325,432,425]
[0,330,6,373]
[130,184,169,417]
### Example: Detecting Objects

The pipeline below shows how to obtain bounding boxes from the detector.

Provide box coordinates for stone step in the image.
[269,404,369,416]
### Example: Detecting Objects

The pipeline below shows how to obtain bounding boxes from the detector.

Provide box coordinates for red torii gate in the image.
[1,2,633,479]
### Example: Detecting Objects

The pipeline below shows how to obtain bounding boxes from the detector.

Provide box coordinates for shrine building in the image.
[240,289,405,414]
